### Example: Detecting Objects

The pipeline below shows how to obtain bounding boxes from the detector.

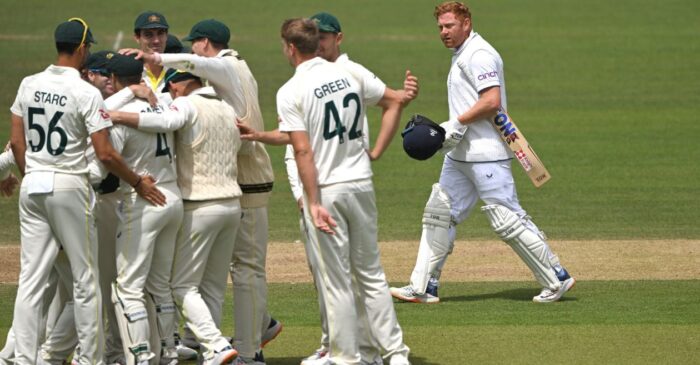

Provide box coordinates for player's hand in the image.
[119,48,158,65]
[310,203,337,235]
[128,84,158,107]
[118,48,141,57]
[368,148,380,161]
[439,120,466,153]
[402,69,419,104]
[0,173,19,197]
[107,111,124,124]
[236,119,259,141]
[134,175,167,206]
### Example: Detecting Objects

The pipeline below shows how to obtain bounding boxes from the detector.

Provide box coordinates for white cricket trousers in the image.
[14,173,104,365]
[304,180,409,365]
[410,158,558,291]
[301,212,386,363]
[114,182,183,361]
[40,193,122,363]
[230,205,270,359]
[171,198,241,359]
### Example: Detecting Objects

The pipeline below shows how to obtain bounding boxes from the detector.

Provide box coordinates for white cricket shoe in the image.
[203,346,238,365]
[390,285,440,304]
[389,353,411,365]
[533,277,576,303]
[300,347,329,365]
[175,343,199,360]
[261,318,283,348]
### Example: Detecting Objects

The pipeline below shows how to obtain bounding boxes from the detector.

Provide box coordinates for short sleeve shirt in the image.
[277,57,372,186]
[11,65,112,174]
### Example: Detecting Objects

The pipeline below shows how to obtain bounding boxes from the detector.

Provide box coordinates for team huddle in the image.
[1,2,574,365]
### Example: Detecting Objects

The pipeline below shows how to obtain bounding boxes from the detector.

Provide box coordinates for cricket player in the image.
[239,12,419,364]
[277,18,410,365]
[131,11,172,104]
[390,1,575,304]
[124,19,280,362]
[109,68,244,365]
[98,53,182,365]
[9,18,164,365]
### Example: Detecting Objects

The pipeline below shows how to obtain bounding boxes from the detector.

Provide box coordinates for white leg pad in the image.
[410,183,454,295]
[112,283,153,364]
[481,204,561,291]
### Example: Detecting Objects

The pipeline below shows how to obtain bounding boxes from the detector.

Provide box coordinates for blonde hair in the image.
[280,18,319,55]
[434,1,472,21]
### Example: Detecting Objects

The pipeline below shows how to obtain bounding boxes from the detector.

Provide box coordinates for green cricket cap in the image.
[162,69,200,92]
[182,19,230,44]
[84,50,113,70]
[54,18,96,45]
[134,11,169,32]
[106,53,143,77]
[165,34,190,54]
[310,12,341,33]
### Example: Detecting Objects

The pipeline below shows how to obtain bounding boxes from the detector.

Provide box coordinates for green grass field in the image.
[0,0,699,364]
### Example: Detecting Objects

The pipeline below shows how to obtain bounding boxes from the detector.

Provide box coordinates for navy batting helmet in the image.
[401,114,445,160]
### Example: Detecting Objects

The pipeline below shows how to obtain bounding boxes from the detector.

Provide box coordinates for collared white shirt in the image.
[447,31,512,162]
[11,65,112,174]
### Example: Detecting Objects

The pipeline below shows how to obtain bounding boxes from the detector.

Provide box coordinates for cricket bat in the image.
[490,109,551,187]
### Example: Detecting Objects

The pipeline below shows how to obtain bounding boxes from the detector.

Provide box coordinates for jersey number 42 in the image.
[323,92,362,144]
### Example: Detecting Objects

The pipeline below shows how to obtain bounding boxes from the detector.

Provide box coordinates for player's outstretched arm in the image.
[368,88,404,161]
[289,131,336,235]
[91,129,166,206]
[237,123,291,146]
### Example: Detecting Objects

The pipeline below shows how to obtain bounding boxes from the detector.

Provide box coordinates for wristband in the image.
[132,176,142,188]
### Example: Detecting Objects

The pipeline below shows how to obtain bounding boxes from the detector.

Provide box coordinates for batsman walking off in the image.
[391,1,575,304]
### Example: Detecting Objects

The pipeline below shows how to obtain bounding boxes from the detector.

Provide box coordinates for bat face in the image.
[494,112,519,145]
[491,110,551,187]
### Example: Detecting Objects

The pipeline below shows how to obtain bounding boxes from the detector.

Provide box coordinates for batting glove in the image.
[439,120,466,153]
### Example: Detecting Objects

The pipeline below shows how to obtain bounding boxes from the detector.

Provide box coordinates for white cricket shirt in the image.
[10,65,112,174]
[108,97,177,193]
[284,54,386,199]
[447,31,512,162]
[278,57,383,187]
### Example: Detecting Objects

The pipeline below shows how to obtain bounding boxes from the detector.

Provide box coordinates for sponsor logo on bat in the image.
[514,149,533,171]
[494,112,518,142]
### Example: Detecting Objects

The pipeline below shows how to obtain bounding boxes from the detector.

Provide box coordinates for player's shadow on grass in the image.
[270,356,439,365]
[442,288,578,302]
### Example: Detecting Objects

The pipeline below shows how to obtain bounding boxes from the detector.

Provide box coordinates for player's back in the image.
[11,65,111,174]
[112,98,177,191]
[279,57,372,186]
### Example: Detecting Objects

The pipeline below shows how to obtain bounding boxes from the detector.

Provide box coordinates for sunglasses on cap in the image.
[89,68,110,77]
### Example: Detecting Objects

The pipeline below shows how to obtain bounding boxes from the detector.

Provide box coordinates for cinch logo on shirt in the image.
[477,71,498,81]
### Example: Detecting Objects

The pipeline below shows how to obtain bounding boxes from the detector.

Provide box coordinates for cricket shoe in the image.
[389,284,440,304]
[300,347,329,365]
[261,318,283,348]
[232,350,265,365]
[203,346,238,365]
[176,343,199,360]
[533,268,576,303]
[389,353,410,365]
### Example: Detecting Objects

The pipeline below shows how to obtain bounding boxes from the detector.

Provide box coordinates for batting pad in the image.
[410,184,454,294]
[481,204,560,291]
[111,283,154,364]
